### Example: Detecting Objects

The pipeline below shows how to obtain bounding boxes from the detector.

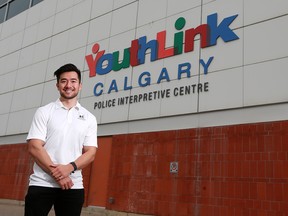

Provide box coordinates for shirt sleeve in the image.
[26,108,48,142]
[83,115,98,147]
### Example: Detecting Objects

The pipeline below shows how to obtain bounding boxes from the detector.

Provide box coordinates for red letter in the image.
[85,43,105,77]
[157,30,174,59]
[130,39,140,66]
[184,24,209,53]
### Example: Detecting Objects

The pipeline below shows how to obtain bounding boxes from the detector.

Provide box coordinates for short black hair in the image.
[54,63,81,83]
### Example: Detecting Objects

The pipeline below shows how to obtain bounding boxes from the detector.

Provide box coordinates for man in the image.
[25,63,97,216]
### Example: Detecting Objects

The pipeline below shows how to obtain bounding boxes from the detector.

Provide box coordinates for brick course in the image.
[106,121,288,216]
[1,120,288,215]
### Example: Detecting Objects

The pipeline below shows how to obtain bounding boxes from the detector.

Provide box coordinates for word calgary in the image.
[85,12,239,77]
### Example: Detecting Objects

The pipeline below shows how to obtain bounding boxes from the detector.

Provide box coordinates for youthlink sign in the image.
[85,13,239,101]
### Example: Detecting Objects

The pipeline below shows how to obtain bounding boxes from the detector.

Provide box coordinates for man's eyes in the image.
[60,79,78,83]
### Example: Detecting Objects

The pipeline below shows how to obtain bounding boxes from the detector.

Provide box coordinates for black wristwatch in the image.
[70,162,78,173]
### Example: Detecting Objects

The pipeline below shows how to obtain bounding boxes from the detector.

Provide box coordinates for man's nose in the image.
[65,81,72,88]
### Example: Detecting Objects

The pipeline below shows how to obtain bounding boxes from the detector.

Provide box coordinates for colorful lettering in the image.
[86,13,239,77]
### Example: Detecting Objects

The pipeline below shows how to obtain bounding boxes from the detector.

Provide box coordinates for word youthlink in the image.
[85,13,239,77]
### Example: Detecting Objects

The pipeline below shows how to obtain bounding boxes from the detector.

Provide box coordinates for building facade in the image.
[0,0,288,215]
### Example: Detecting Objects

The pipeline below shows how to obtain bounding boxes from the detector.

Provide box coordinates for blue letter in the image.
[108,80,118,93]
[178,62,191,79]
[138,36,158,65]
[200,56,214,74]
[96,53,114,75]
[124,76,132,90]
[207,13,239,46]
[157,67,170,83]
[93,82,103,96]
[138,71,151,87]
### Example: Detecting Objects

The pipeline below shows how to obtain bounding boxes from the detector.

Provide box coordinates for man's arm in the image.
[50,146,97,178]
[27,139,55,173]
[28,139,74,189]
[75,146,97,169]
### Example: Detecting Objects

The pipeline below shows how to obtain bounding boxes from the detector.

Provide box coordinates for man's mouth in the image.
[64,89,73,93]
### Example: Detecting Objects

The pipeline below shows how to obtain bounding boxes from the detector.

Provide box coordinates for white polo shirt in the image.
[27,99,97,189]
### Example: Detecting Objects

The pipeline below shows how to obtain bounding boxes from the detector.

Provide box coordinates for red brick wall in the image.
[0,143,92,206]
[0,143,31,201]
[106,121,288,216]
[1,121,288,215]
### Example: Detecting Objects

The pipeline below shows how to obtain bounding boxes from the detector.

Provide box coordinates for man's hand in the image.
[57,176,74,190]
[50,164,74,181]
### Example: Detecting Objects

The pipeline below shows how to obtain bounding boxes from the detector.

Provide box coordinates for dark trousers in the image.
[24,186,84,216]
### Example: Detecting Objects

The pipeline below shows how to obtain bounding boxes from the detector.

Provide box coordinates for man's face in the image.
[56,71,82,100]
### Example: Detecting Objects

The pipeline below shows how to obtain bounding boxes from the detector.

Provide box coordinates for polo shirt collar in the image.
[55,98,81,110]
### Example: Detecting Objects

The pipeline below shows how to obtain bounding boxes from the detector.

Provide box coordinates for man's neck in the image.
[60,98,78,110]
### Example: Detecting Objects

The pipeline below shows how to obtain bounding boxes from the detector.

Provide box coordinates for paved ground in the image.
[0,199,152,216]
[0,200,24,216]
[0,199,105,216]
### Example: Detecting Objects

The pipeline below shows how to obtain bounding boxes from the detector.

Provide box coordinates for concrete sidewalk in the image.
[0,199,106,216]
[0,199,24,216]
[0,199,152,216]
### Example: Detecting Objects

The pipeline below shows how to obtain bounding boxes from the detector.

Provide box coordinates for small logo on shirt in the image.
[78,114,86,120]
